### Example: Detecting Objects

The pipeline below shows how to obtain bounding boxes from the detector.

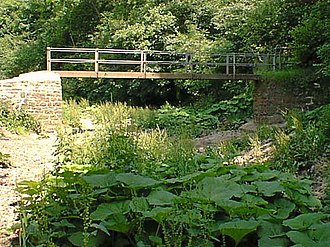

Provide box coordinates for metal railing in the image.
[46,47,284,78]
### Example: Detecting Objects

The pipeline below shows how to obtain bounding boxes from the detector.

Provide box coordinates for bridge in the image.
[46,47,286,81]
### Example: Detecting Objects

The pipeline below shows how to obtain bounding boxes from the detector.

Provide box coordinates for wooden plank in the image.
[99,72,146,79]
[53,71,98,78]
[52,71,261,80]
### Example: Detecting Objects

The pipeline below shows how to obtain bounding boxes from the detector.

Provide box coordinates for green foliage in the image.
[154,103,218,137]
[154,82,253,135]
[18,161,329,246]
[57,101,200,178]
[272,106,329,174]
[17,101,330,246]
[291,0,330,72]
[239,0,310,51]
[1,0,328,103]
[0,102,41,134]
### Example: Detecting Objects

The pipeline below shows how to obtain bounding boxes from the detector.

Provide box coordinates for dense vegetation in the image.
[0,0,329,246]
[0,0,329,105]
[16,102,330,247]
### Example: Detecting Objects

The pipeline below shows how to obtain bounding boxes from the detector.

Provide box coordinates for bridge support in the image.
[0,71,62,131]
[253,77,330,124]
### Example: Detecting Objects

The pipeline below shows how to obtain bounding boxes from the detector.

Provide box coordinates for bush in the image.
[272,106,329,174]
[0,102,41,134]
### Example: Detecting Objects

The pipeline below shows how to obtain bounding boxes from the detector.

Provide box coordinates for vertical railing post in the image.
[140,50,144,73]
[233,53,236,75]
[143,52,147,74]
[263,54,268,69]
[185,53,189,73]
[226,54,230,74]
[272,54,276,71]
[95,48,99,75]
[47,47,51,71]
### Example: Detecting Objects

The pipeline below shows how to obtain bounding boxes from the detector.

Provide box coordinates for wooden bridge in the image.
[47,47,285,81]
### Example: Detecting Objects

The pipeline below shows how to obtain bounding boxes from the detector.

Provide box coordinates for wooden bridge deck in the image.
[52,71,261,80]
[47,48,282,80]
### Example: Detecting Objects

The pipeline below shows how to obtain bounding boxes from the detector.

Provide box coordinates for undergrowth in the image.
[16,101,330,247]
[0,102,41,134]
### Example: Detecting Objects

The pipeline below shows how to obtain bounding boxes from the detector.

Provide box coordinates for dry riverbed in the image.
[0,129,57,246]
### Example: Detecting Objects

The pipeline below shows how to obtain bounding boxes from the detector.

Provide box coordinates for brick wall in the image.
[253,76,330,124]
[0,71,62,131]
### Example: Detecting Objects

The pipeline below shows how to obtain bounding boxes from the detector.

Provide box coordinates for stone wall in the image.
[253,76,330,124]
[0,71,62,131]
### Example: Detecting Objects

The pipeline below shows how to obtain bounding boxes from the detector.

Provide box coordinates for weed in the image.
[0,102,41,134]
[272,110,327,174]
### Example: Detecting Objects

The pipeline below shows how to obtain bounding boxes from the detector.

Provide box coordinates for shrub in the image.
[272,107,329,174]
[0,102,41,134]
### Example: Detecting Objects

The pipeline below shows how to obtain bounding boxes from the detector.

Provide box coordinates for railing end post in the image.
[46,47,51,71]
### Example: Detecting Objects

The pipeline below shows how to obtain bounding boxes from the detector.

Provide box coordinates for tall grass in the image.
[58,101,199,178]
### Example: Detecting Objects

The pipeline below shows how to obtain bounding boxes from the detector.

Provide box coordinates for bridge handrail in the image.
[47,47,285,75]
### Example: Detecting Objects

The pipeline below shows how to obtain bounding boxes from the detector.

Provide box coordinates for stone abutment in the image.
[0,71,62,131]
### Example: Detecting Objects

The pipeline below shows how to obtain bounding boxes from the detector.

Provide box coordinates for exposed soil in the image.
[0,128,57,246]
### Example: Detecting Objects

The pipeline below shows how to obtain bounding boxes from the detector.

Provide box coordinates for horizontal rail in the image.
[47,47,285,80]
[51,71,261,80]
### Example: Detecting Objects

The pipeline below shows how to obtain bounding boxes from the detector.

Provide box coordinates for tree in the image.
[291,0,330,74]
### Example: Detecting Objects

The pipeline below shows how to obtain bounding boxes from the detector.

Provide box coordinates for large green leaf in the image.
[216,199,269,218]
[52,219,76,228]
[90,201,130,221]
[215,199,244,211]
[91,223,111,237]
[309,223,330,242]
[68,231,103,247]
[101,213,130,233]
[144,207,172,223]
[147,190,178,206]
[215,220,259,244]
[242,170,280,182]
[258,221,289,247]
[252,181,284,197]
[165,170,216,184]
[287,225,330,247]
[83,172,118,188]
[116,173,162,189]
[129,197,149,213]
[261,198,297,221]
[198,177,244,201]
[285,188,322,208]
[283,213,328,230]
[286,231,316,246]
[242,194,268,206]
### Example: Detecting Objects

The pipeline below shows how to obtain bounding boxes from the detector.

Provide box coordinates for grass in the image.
[256,67,316,81]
